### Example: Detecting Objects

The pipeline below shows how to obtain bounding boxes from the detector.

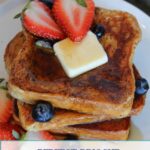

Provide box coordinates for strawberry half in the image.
[0,89,13,123]
[23,0,65,39]
[0,123,21,140]
[52,0,95,42]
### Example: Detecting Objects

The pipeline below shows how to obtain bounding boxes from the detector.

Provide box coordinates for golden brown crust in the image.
[4,32,25,72]
[51,128,130,140]
[16,87,144,131]
[5,7,141,117]
[12,113,129,140]
[16,65,144,131]
[14,66,144,140]
[49,118,130,140]
[14,102,130,140]
[12,66,144,140]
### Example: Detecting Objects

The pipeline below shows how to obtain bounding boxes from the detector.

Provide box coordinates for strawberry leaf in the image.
[14,0,32,19]
[76,0,87,7]
[0,79,8,90]
[0,79,4,83]
[14,13,21,19]
[0,86,7,90]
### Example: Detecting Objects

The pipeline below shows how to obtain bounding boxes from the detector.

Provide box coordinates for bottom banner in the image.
[1,141,150,150]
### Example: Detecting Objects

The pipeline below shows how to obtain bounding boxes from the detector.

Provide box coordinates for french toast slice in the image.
[13,109,130,140]
[16,92,144,131]
[15,66,145,130]
[5,7,141,117]
[51,118,131,140]
[14,71,144,141]
[13,108,130,140]
[49,67,145,140]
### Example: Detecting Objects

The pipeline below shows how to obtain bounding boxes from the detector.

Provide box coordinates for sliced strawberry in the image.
[0,89,13,123]
[23,0,65,39]
[22,131,55,140]
[52,0,95,42]
[0,123,21,140]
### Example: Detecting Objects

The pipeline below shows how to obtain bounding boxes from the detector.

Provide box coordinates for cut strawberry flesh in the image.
[73,7,81,26]
[23,1,65,39]
[53,0,95,42]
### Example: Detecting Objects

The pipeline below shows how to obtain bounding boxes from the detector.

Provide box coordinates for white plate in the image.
[0,0,150,140]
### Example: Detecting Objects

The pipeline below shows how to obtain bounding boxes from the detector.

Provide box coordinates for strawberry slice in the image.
[23,0,65,39]
[0,123,21,140]
[52,0,95,42]
[0,89,13,123]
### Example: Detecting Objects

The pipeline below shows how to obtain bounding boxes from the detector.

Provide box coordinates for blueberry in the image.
[40,0,54,9]
[92,24,105,39]
[64,134,78,140]
[135,78,149,95]
[32,101,54,122]
[35,39,57,53]
[35,39,52,48]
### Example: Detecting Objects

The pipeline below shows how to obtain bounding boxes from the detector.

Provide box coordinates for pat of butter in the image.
[54,31,108,78]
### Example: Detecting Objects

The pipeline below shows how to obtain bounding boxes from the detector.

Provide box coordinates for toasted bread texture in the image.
[13,109,130,140]
[12,66,144,140]
[16,64,144,130]
[13,65,144,140]
[50,118,130,140]
[5,7,141,118]
[15,66,145,133]
[16,93,144,132]
[4,32,25,73]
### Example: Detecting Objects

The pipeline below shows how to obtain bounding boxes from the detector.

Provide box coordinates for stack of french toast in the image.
[4,0,149,140]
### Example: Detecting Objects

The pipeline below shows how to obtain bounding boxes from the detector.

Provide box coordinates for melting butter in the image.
[54,31,108,78]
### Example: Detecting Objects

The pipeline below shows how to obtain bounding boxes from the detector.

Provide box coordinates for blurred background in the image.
[0,0,150,16]
[125,0,150,15]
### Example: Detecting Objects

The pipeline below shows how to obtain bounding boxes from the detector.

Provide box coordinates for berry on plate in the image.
[32,101,54,122]
[92,24,105,39]
[0,89,13,123]
[40,0,54,9]
[53,0,95,42]
[0,123,21,140]
[35,38,57,53]
[23,0,65,39]
[135,78,149,95]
